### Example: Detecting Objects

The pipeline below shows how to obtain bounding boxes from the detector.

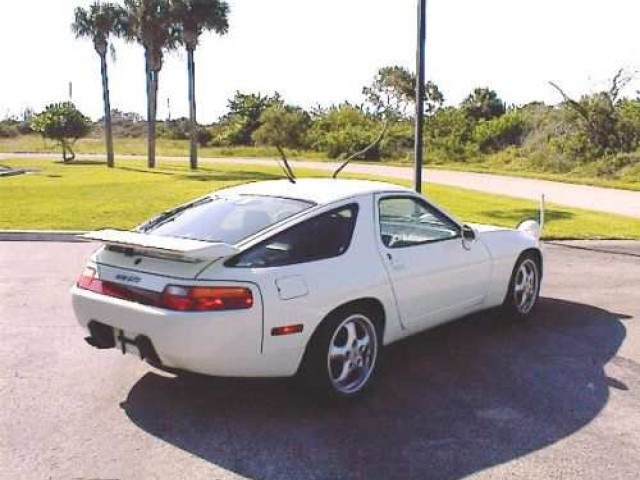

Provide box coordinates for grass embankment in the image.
[1,158,639,239]
[2,135,640,191]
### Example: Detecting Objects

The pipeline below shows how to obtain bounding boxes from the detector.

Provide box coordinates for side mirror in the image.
[462,225,476,248]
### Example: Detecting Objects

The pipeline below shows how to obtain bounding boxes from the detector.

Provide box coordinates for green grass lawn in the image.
[3,135,640,191]
[0,135,327,160]
[1,158,639,239]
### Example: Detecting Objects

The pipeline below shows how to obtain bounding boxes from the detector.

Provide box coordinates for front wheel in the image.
[503,253,541,319]
[299,310,381,400]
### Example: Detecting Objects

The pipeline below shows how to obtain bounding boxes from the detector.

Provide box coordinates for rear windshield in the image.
[140,195,314,244]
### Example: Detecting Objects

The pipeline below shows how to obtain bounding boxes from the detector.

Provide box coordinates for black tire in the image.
[503,251,541,319]
[298,307,382,400]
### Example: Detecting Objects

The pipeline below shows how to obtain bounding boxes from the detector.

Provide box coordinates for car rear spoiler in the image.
[80,229,239,262]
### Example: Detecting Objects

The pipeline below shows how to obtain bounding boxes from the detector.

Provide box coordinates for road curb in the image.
[0,231,88,242]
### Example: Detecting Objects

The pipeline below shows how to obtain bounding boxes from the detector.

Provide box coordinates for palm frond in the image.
[71,2,124,53]
[170,0,230,48]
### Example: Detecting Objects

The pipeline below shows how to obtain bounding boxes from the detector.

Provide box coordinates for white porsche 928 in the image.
[71,179,543,399]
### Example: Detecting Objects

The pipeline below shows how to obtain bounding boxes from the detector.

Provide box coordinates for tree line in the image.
[2,0,638,182]
[199,67,640,181]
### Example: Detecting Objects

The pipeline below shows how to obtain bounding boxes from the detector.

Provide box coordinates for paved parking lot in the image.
[1,241,640,480]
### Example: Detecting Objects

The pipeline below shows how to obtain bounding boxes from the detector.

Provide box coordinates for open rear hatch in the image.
[81,229,239,280]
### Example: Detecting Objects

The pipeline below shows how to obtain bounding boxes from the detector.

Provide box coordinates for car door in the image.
[375,194,491,331]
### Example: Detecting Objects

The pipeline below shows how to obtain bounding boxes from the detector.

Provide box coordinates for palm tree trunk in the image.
[148,71,158,169]
[100,53,115,168]
[146,57,157,169]
[187,47,198,170]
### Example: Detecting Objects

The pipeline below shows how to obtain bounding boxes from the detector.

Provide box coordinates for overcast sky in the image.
[1,0,639,122]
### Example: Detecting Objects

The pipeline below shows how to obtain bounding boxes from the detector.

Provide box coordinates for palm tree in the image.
[171,0,229,170]
[120,0,179,168]
[71,2,124,168]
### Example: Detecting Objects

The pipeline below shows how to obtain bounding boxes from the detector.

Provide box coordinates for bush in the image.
[309,105,382,159]
[379,122,413,159]
[161,118,190,140]
[580,152,640,178]
[196,128,212,147]
[462,88,506,121]
[617,99,640,152]
[214,92,284,146]
[424,107,476,161]
[0,122,19,138]
[473,111,525,153]
[31,102,91,162]
[113,120,146,138]
[17,122,33,135]
[158,118,213,147]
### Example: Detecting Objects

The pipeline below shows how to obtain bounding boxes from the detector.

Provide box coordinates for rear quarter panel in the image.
[197,195,404,375]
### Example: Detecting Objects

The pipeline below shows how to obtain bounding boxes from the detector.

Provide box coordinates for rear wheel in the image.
[503,253,541,319]
[300,309,381,400]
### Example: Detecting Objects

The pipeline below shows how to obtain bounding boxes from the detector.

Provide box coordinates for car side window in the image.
[228,204,359,268]
[379,197,460,248]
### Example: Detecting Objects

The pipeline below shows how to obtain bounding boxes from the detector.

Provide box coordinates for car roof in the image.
[215,178,413,205]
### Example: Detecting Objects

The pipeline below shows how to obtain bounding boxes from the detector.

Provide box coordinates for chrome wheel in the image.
[513,259,539,315]
[327,314,378,395]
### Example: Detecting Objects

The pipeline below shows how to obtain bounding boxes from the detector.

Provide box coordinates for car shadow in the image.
[121,298,626,480]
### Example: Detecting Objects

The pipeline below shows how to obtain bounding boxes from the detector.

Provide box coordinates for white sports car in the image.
[71,179,542,398]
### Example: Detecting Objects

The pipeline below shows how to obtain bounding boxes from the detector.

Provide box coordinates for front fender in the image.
[475,227,542,307]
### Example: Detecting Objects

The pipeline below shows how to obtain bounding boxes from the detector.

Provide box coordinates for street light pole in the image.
[413,0,427,193]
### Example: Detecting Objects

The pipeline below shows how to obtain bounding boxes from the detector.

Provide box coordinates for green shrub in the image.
[0,122,19,138]
[473,111,525,153]
[214,91,284,146]
[424,107,476,161]
[462,88,506,121]
[196,128,213,147]
[253,105,310,152]
[160,118,189,140]
[380,122,413,158]
[31,102,91,162]
[17,122,33,135]
[579,152,640,178]
[308,104,382,159]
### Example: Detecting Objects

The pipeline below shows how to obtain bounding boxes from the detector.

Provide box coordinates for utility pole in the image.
[413,0,427,193]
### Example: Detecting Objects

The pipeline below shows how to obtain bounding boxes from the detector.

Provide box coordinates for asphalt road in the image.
[1,241,640,480]
[3,152,640,218]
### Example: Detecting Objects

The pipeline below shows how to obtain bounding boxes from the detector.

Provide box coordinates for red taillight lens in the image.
[77,267,155,304]
[77,267,253,312]
[161,285,254,312]
[77,266,98,289]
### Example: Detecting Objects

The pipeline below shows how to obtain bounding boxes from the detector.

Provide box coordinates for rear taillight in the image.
[77,267,253,312]
[77,266,98,289]
[161,285,254,311]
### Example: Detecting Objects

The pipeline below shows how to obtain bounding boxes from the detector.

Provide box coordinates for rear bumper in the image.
[70,285,301,377]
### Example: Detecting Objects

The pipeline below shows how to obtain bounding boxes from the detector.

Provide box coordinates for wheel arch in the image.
[296,297,386,374]
[501,247,543,305]
[321,297,386,338]
[522,247,543,279]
